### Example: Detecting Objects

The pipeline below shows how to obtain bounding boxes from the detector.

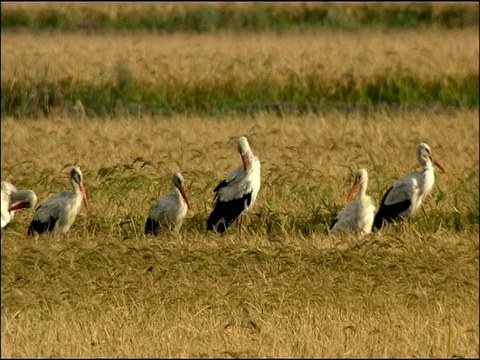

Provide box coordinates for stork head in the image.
[8,190,38,212]
[416,142,446,173]
[70,166,89,209]
[237,136,251,171]
[346,168,368,203]
[172,172,191,210]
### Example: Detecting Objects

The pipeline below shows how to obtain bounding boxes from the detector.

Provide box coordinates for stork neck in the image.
[244,151,256,170]
[420,165,435,196]
[71,178,81,194]
[423,158,434,171]
[422,161,435,179]
[358,181,367,200]
[173,186,182,197]
[10,190,34,206]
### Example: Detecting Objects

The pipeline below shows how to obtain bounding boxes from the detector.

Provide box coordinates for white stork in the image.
[27,166,89,236]
[330,168,376,236]
[144,172,192,235]
[373,142,446,230]
[1,181,37,228]
[206,136,261,234]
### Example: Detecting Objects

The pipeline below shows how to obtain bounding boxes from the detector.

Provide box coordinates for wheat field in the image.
[1,108,478,357]
[2,28,477,84]
[1,7,479,357]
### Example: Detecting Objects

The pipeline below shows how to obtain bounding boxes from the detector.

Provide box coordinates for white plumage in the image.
[1,181,37,228]
[373,142,445,230]
[207,136,261,233]
[144,172,191,234]
[330,168,375,236]
[28,166,89,235]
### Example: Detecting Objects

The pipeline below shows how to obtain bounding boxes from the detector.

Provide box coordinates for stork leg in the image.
[236,214,243,239]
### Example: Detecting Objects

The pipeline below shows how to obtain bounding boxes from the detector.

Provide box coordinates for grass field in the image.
[1,2,479,357]
[1,109,478,357]
[2,28,478,117]
[3,28,477,81]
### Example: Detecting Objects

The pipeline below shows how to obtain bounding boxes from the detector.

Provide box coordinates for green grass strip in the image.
[2,71,478,118]
[1,3,478,33]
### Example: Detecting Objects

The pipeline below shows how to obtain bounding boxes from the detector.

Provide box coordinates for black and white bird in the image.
[206,136,261,234]
[1,181,37,228]
[373,142,446,230]
[28,166,89,236]
[330,168,376,236]
[144,172,192,235]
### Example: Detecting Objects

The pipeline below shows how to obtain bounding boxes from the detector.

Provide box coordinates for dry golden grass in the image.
[1,5,478,356]
[2,28,478,85]
[1,109,478,357]
[1,110,478,206]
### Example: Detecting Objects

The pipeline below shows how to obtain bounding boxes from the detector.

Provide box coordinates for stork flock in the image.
[1,138,445,238]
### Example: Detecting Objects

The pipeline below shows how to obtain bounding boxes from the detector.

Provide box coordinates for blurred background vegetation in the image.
[2,2,478,32]
[1,2,478,118]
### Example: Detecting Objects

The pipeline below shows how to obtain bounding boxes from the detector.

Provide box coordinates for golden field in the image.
[1,6,479,356]
[1,109,479,357]
[2,28,478,84]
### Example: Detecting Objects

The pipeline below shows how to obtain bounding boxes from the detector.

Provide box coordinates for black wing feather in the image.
[27,215,57,236]
[373,186,411,230]
[206,192,252,233]
[329,217,339,230]
[144,217,160,235]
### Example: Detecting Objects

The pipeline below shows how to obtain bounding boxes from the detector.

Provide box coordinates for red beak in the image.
[346,182,360,204]
[180,185,192,211]
[8,201,28,212]
[430,156,446,173]
[80,182,89,209]
[241,154,247,171]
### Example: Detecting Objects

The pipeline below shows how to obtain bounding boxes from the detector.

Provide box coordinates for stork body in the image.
[330,169,375,236]
[1,181,37,228]
[145,172,191,235]
[28,167,88,236]
[207,136,261,233]
[373,142,445,230]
